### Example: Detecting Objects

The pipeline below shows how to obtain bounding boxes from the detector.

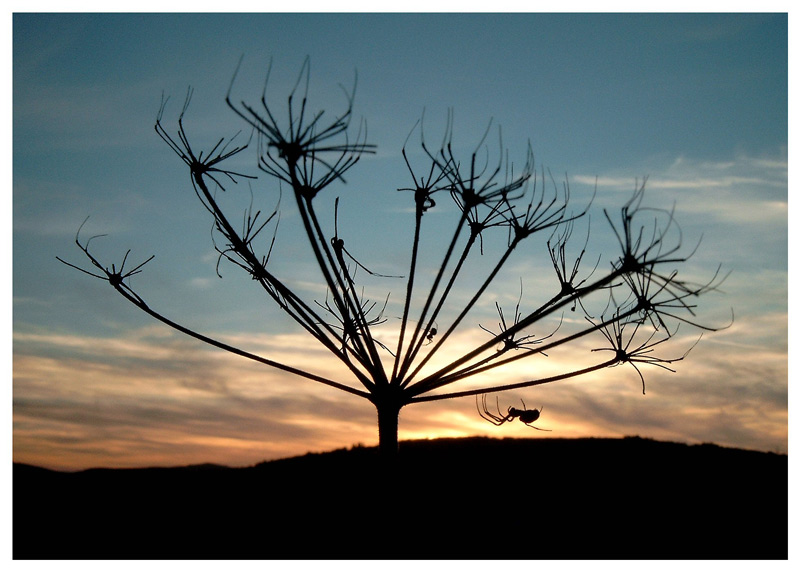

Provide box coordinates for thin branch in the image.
[57,222,372,398]
[410,358,618,403]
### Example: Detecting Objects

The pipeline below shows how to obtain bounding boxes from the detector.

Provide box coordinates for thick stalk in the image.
[376,399,401,464]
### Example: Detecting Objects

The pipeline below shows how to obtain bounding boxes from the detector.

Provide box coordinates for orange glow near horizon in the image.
[13,309,788,472]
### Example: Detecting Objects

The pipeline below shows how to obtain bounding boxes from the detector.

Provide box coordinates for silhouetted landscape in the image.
[14,436,787,560]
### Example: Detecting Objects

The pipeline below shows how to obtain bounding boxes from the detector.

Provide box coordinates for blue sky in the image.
[12,12,788,470]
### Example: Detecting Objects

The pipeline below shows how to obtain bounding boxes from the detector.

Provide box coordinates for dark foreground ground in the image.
[14,436,787,560]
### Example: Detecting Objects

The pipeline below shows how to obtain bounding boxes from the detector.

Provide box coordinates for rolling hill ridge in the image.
[13,436,787,559]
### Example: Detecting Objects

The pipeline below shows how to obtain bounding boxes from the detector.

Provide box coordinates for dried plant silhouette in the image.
[58,58,730,462]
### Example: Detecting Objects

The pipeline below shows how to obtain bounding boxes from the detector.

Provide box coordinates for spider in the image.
[425,322,438,344]
[477,395,552,431]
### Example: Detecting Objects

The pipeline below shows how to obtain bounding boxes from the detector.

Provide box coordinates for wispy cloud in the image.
[574,152,787,226]
[14,289,788,471]
[14,144,786,469]
[13,329,378,470]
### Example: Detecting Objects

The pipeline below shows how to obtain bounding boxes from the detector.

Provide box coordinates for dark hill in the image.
[13,436,787,559]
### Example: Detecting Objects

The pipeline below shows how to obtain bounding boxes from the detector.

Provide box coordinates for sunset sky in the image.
[12,11,788,471]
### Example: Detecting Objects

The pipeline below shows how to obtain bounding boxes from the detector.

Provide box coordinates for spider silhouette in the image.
[477,394,552,431]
